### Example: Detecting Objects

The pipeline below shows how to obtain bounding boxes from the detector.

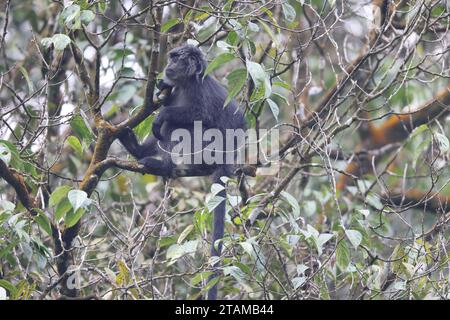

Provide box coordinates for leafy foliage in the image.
[0,0,449,301]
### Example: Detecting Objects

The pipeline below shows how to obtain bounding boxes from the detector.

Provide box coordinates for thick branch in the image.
[383,189,450,214]
[117,8,164,131]
[338,83,450,190]
[99,158,213,178]
[98,158,256,179]
[53,7,165,298]
[69,39,94,105]
[366,83,450,149]
[0,160,36,212]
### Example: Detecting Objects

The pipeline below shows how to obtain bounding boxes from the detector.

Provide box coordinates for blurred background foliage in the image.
[0,0,450,299]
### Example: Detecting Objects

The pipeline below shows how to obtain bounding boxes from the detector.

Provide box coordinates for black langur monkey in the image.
[118,44,247,299]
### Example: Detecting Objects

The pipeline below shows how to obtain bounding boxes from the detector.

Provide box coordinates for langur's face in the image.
[164,45,206,84]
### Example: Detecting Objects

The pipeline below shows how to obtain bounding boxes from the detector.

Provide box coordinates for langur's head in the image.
[164,44,207,84]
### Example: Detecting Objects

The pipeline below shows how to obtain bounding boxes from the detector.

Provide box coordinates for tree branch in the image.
[0,159,36,212]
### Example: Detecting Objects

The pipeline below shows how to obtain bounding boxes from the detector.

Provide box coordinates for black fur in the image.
[119,45,246,299]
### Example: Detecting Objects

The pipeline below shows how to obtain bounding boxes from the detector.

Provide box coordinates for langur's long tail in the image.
[207,169,228,300]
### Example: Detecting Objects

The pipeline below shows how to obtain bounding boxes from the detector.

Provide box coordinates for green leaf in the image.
[97,2,106,12]
[266,98,279,121]
[390,244,406,275]
[159,236,177,248]
[204,53,236,77]
[0,287,8,300]
[282,2,296,23]
[129,115,155,141]
[435,133,449,153]
[358,209,370,217]
[345,229,362,249]
[0,199,15,213]
[336,240,350,270]
[318,233,334,247]
[195,11,210,22]
[402,262,415,279]
[177,225,194,244]
[310,233,334,256]
[301,224,318,239]
[55,197,72,221]
[240,241,255,258]
[190,276,220,300]
[0,241,18,260]
[303,201,317,217]
[223,266,246,284]
[211,183,225,197]
[116,260,131,286]
[225,68,247,106]
[111,48,134,61]
[273,80,291,90]
[134,114,154,141]
[166,240,198,261]
[49,185,72,208]
[161,18,182,33]
[226,31,239,46]
[70,114,95,145]
[246,60,271,100]
[64,207,85,228]
[77,0,90,10]
[292,276,306,289]
[19,66,34,93]
[206,195,225,212]
[247,21,259,32]
[61,4,80,23]
[52,34,71,51]
[66,136,83,157]
[0,280,17,297]
[80,10,95,25]
[412,138,431,168]
[234,261,252,275]
[0,140,21,169]
[60,4,81,29]
[68,189,90,212]
[104,104,120,119]
[410,124,429,138]
[33,209,52,236]
[257,20,279,47]
[107,84,137,105]
[216,41,233,50]
[0,143,12,165]
[228,19,245,38]
[41,37,53,49]
[203,276,220,290]
[190,271,214,285]
[280,191,300,217]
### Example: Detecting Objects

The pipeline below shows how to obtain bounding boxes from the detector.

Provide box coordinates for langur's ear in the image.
[186,56,198,78]
[187,55,205,80]
[195,57,206,77]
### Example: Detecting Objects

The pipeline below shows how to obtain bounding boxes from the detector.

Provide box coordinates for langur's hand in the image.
[117,126,134,140]
[157,78,173,91]
[151,110,166,141]
[153,79,173,105]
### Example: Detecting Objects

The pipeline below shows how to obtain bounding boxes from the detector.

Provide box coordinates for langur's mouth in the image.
[165,68,176,79]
